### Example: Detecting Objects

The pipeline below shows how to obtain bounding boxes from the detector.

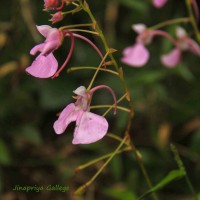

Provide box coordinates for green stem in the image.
[75,147,130,172]
[170,144,197,199]
[67,66,119,76]
[68,28,99,35]
[131,143,159,200]
[74,135,128,195]
[186,0,200,42]
[60,23,94,30]
[90,105,130,113]
[102,93,128,117]
[87,50,111,91]
[149,17,190,30]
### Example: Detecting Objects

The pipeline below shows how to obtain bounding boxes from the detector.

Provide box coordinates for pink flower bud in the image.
[50,12,64,24]
[44,0,60,10]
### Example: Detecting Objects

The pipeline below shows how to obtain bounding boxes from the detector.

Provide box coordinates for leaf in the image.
[137,170,186,200]
[104,186,137,200]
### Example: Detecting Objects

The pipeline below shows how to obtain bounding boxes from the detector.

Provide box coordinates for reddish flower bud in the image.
[50,12,64,24]
[44,0,60,10]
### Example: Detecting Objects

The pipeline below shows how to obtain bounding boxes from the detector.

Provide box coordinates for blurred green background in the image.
[0,0,200,199]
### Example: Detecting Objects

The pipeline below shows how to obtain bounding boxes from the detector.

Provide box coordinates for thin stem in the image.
[90,105,130,113]
[75,147,130,172]
[67,66,119,76]
[60,23,94,30]
[52,30,74,78]
[107,132,130,145]
[90,85,117,114]
[68,29,99,35]
[80,1,119,71]
[149,17,190,30]
[130,142,159,200]
[186,0,200,42]
[102,92,128,117]
[171,144,198,199]
[87,50,110,91]
[74,135,128,195]
[71,34,105,65]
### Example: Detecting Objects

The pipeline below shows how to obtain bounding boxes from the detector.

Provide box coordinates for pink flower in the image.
[50,11,64,24]
[161,27,200,67]
[152,0,168,8]
[44,0,60,10]
[53,85,117,144]
[121,24,153,67]
[26,25,64,78]
[121,24,175,67]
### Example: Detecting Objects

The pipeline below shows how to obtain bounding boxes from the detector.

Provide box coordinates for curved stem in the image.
[150,30,178,47]
[56,1,64,10]
[68,29,99,35]
[52,31,74,78]
[89,85,117,114]
[60,23,94,30]
[149,17,190,30]
[71,33,105,66]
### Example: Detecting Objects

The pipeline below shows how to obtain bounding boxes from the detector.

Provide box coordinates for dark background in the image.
[0,0,200,199]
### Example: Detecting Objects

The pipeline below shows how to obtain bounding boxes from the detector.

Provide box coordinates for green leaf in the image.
[0,139,12,165]
[137,170,186,200]
[104,186,137,200]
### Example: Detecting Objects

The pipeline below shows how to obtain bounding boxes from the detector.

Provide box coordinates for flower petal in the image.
[36,25,52,37]
[73,86,86,96]
[30,43,45,55]
[121,43,149,67]
[132,24,147,34]
[161,48,181,68]
[25,53,58,78]
[72,112,108,144]
[53,103,80,135]
[153,0,168,8]
[186,38,200,56]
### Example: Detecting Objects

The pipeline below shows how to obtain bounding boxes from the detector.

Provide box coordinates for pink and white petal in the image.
[152,0,168,8]
[73,86,86,96]
[121,43,149,67]
[25,53,58,78]
[132,24,147,34]
[36,25,52,37]
[53,103,81,135]
[161,48,181,68]
[72,112,108,144]
[186,38,200,56]
[176,27,187,39]
[30,43,45,55]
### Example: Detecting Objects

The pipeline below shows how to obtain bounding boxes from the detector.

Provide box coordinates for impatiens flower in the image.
[152,0,168,8]
[161,27,200,67]
[50,11,64,24]
[121,23,176,67]
[53,85,117,144]
[26,25,64,78]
